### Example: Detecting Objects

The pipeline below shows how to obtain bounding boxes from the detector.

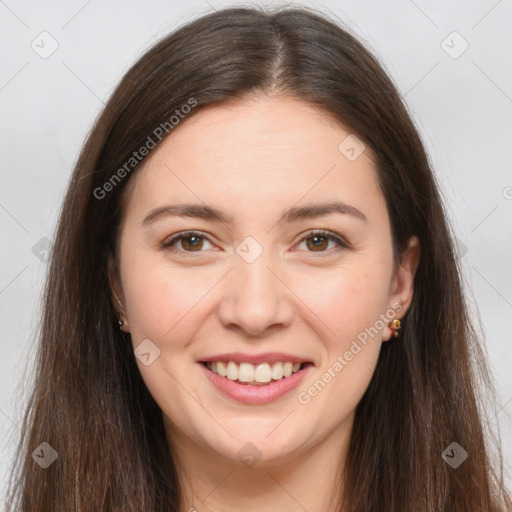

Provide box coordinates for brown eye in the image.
[297,230,348,254]
[179,234,204,251]
[306,234,330,251]
[162,232,213,253]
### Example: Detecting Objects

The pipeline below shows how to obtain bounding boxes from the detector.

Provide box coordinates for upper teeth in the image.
[206,361,302,383]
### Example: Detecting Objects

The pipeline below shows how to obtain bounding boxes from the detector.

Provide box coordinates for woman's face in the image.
[111,95,418,468]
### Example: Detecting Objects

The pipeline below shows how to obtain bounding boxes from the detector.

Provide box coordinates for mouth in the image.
[198,354,314,405]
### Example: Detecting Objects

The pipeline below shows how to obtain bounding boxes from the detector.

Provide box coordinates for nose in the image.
[217,249,295,337]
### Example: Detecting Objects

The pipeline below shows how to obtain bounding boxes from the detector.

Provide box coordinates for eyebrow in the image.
[141,200,368,227]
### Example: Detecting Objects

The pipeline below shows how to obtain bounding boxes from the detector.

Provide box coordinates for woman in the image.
[5,5,511,511]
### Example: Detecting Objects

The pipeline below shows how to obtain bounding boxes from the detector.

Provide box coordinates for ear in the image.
[108,253,129,330]
[382,236,420,341]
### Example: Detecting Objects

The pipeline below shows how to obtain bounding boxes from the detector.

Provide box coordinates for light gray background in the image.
[1,0,511,503]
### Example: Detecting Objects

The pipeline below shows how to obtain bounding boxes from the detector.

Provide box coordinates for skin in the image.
[110,95,420,512]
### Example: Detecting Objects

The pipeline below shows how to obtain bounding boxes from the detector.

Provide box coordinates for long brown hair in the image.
[5,5,511,511]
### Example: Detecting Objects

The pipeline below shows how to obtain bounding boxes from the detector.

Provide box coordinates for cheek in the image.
[293,258,392,347]
[121,253,214,345]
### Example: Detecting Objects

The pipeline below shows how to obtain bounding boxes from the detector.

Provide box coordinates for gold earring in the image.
[390,318,401,338]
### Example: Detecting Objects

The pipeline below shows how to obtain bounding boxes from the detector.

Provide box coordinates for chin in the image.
[204,422,311,467]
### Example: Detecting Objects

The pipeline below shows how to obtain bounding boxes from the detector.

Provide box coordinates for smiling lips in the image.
[199,352,313,402]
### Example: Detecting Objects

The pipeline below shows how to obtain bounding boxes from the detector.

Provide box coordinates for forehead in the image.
[120,95,384,225]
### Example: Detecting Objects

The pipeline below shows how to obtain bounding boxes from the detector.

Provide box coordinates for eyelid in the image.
[162,229,349,256]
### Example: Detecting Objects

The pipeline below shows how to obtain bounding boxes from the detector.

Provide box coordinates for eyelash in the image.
[161,230,349,257]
